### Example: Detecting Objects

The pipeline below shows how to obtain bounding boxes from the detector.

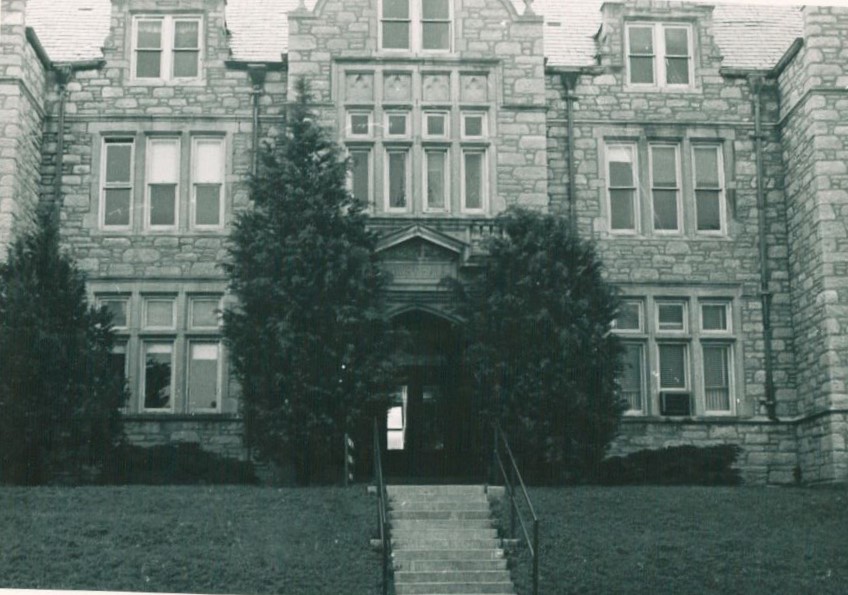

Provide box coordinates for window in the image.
[381,0,451,51]
[650,145,680,232]
[191,138,224,228]
[350,150,371,203]
[462,150,486,212]
[387,386,407,450]
[607,144,637,232]
[424,112,448,138]
[693,145,724,232]
[101,140,133,228]
[109,342,129,398]
[146,138,180,229]
[133,16,202,81]
[187,342,221,412]
[99,296,129,329]
[144,296,176,329]
[190,296,221,329]
[347,112,372,137]
[385,112,410,137]
[142,342,174,411]
[626,23,692,87]
[385,149,410,211]
[462,113,486,138]
[424,149,449,211]
[613,294,737,416]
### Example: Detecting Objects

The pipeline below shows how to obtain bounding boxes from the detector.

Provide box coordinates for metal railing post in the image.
[533,519,540,595]
[510,465,517,538]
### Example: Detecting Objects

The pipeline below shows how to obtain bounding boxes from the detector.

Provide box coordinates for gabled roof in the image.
[24,0,804,71]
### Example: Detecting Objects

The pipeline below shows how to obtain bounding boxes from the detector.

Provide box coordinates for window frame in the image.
[460,148,487,214]
[625,22,694,89]
[347,111,373,138]
[461,112,487,139]
[423,111,450,139]
[649,143,682,234]
[605,142,639,234]
[700,301,732,334]
[380,0,453,53]
[700,341,734,414]
[385,111,411,138]
[131,15,204,83]
[621,341,647,415]
[100,139,135,230]
[145,137,181,231]
[423,146,450,212]
[98,295,131,330]
[615,299,644,333]
[186,339,223,413]
[384,147,412,213]
[190,136,226,230]
[656,300,688,333]
[348,147,373,205]
[692,144,726,235]
[143,296,177,330]
[140,340,176,413]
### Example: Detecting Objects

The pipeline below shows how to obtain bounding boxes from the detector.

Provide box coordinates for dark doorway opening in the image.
[382,309,482,481]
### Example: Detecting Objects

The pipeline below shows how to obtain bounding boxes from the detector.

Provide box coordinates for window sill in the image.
[623,84,701,94]
[126,79,206,87]
[123,412,238,421]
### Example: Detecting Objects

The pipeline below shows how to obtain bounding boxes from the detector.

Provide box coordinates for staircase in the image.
[387,484,516,595]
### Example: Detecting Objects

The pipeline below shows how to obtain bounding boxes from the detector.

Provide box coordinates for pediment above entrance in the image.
[376,225,468,286]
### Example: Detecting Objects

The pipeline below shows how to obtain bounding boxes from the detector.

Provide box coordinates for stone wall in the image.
[778,5,848,483]
[124,417,247,460]
[0,0,46,253]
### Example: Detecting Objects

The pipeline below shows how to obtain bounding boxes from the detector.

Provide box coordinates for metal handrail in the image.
[373,418,392,595]
[492,422,540,595]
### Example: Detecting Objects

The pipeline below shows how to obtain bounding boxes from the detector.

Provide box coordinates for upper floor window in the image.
[133,16,202,81]
[626,23,692,87]
[381,0,452,52]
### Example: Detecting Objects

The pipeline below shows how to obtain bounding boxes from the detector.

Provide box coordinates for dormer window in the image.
[626,23,692,87]
[381,0,452,52]
[133,15,203,81]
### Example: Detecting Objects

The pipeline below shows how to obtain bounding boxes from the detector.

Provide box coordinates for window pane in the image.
[388,152,407,208]
[150,185,177,226]
[382,22,410,49]
[610,189,635,230]
[148,140,179,183]
[653,190,678,230]
[101,299,128,327]
[109,344,127,383]
[696,190,721,231]
[464,115,483,137]
[422,0,450,19]
[629,57,654,84]
[658,303,685,330]
[173,51,199,78]
[388,114,407,135]
[609,160,633,187]
[106,145,132,183]
[145,299,174,327]
[616,302,641,331]
[350,114,370,135]
[664,28,689,56]
[652,147,677,186]
[351,151,370,202]
[104,189,131,226]
[426,151,446,209]
[628,26,653,53]
[191,298,220,328]
[136,51,161,78]
[427,114,446,136]
[666,58,689,85]
[383,0,409,19]
[136,21,162,49]
[144,343,173,409]
[621,344,644,411]
[464,153,483,210]
[194,140,223,183]
[659,344,686,389]
[174,21,199,49]
[422,22,450,50]
[195,184,221,226]
[703,346,730,411]
[188,343,220,411]
[702,304,728,331]
[694,148,720,187]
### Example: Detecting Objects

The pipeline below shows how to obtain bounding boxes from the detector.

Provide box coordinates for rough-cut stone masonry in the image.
[0,0,46,254]
[778,6,848,483]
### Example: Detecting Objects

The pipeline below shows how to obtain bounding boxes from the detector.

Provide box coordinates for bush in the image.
[104,443,258,485]
[0,208,125,485]
[594,444,743,486]
[455,207,625,483]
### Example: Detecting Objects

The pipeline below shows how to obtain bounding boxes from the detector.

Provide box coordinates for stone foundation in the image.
[123,416,248,461]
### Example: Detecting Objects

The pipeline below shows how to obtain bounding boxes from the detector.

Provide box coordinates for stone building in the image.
[4,0,848,484]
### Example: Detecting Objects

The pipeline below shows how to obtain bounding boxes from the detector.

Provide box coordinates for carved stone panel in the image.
[383,73,412,102]
[379,237,459,286]
[461,74,488,102]
[422,73,451,102]
[345,72,374,102]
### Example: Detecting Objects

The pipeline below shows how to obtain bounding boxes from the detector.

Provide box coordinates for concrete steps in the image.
[388,484,515,595]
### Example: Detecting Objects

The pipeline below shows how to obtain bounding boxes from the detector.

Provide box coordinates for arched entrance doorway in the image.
[382,308,481,480]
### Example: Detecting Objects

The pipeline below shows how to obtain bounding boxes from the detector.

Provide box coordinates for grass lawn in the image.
[0,486,380,594]
[505,486,847,595]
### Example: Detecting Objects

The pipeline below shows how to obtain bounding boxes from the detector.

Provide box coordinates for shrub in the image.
[0,208,125,485]
[594,444,743,486]
[104,443,258,485]
[455,208,625,483]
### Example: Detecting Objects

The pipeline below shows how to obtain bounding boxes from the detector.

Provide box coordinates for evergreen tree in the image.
[0,207,126,485]
[456,207,625,483]
[223,79,396,484]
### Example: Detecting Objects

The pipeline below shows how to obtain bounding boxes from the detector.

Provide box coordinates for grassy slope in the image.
[0,486,380,594]
[506,487,847,595]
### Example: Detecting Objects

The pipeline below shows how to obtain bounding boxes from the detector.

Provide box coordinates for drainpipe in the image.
[750,75,778,421]
[560,73,579,233]
[248,65,267,178]
[50,66,72,221]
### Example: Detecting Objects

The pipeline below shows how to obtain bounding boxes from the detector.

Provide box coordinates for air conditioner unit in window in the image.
[660,392,691,416]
